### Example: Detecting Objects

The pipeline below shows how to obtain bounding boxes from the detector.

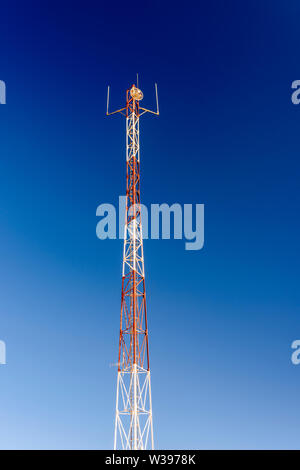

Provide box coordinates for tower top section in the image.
[106,80,159,117]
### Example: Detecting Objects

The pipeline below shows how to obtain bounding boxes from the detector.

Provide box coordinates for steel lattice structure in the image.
[106,81,159,450]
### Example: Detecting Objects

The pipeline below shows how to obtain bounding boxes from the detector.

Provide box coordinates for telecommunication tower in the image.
[106,79,159,450]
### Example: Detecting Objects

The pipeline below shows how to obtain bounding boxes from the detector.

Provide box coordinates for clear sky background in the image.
[0,0,300,449]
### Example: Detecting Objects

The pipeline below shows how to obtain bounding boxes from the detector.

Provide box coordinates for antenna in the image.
[106,86,110,115]
[155,83,159,115]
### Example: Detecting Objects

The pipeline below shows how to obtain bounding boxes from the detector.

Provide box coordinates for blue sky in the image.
[0,0,300,449]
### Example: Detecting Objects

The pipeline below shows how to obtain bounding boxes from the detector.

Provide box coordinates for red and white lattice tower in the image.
[106,81,159,450]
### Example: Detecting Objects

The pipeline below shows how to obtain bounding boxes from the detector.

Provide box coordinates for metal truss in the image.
[107,82,158,450]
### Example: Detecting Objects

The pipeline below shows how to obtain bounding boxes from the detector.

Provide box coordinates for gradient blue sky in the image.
[0,0,300,449]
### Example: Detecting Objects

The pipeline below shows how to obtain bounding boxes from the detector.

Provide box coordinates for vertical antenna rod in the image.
[107,81,159,450]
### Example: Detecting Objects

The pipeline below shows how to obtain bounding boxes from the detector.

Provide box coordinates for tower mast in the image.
[107,82,159,450]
